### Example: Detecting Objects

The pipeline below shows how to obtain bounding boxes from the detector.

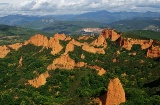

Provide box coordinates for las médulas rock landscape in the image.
[0,29,160,105]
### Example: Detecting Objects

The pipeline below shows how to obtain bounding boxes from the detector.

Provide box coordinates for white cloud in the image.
[0,0,160,16]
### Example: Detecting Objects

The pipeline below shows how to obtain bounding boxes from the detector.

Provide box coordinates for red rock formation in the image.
[48,37,63,55]
[76,62,87,68]
[82,45,105,54]
[26,34,64,55]
[88,65,106,76]
[53,33,66,40]
[64,36,72,41]
[121,38,153,50]
[106,78,126,105]
[64,39,87,55]
[64,42,74,55]
[28,71,49,88]
[70,39,84,46]
[47,54,75,70]
[78,36,90,40]
[101,29,121,41]
[0,45,10,58]
[26,34,49,47]
[147,45,160,58]
[8,43,23,51]
[91,35,107,47]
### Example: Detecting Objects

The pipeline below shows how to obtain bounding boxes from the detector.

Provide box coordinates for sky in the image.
[0,0,160,16]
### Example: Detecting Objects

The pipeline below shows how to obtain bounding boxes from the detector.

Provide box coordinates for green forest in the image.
[0,28,160,105]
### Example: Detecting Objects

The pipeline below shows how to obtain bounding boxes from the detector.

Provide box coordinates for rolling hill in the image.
[0,24,51,45]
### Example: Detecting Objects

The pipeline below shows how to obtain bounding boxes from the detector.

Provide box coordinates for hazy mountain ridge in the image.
[1,10,160,26]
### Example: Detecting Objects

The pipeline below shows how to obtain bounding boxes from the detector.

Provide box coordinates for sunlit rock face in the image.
[8,43,23,51]
[26,34,49,47]
[82,44,105,54]
[106,78,126,105]
[47,54,75,70]
[0,45,10,58]
[28,71,50,88]
[121,38,153,50]
[88,65,106,76]
[147,45,160,58]
[91,35,107,47]
[48,37,63,55]
[101,29,121,41]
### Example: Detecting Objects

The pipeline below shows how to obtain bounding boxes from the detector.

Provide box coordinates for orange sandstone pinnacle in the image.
[106,78,126,105]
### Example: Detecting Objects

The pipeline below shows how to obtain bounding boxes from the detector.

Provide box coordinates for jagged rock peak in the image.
[101,29,121,41]
[25,34,49,47]
[106,77,126,105]
[48,37,63,55]
[53,33,66,40]
[91,35,107,47]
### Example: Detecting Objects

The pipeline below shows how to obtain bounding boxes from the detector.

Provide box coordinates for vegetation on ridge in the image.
[0,27,160,105]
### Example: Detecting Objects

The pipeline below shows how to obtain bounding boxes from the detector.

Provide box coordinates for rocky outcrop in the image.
[47,54,75,70]
[25,34,63,55]
[64,42,74,55]
[70,39,84,46]
[78,36,90,40]
[147,45,160,58]
[91,35,107,47]
[106,78,126,105]
[76,62,87,68]
[28,71,49,88]
[91,78,125,105]
[88,65,106,76]
[8,43,23,51]
[53,33,66,40]
[82,45,105,54]
[101,29,121,41]
[64,36,72,41]
[64,39,86,55]
[48,37,63,55]
[0,45,10,58]
[120,38,153,50]
[25,34,49,47]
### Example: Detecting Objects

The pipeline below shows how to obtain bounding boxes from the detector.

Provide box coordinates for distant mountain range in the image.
[108,17,160,32]
[0,10,160,33]
[1,10,160,25]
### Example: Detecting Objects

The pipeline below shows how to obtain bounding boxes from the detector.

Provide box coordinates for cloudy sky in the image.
[0,0,160,16]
